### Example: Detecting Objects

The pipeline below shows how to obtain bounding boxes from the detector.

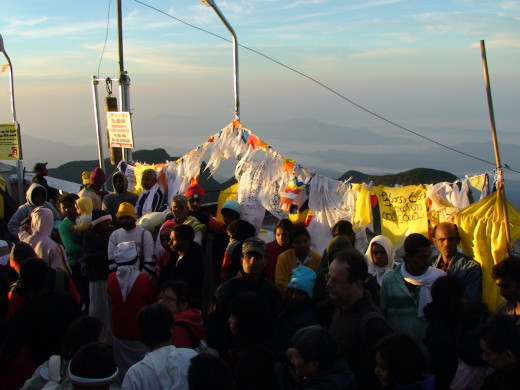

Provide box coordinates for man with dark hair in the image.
[380,233,445,340]
[158,224,204,301]
[135,169,166,218]
[102,171,139,226]
[432,222,482,301]
[122,303,197,390]
[188,354,233,390]
[493,255,520,325]
[479,314,520,389]
[327,249,392,389]
[207,237,279,356]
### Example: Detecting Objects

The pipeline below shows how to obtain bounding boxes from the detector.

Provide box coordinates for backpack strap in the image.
[47,355,62,383]
[174,321,200,349]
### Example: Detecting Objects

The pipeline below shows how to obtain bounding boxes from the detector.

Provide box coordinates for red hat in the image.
[185,183,205,199]
[90,167,107,186]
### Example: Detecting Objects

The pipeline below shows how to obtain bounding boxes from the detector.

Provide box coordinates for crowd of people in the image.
[1,164,520,390]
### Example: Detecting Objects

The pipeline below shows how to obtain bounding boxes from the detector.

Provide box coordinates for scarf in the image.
[116,258,140,303]
[365,235,395,285]
[401,265,445,318]
[141,183,160,216]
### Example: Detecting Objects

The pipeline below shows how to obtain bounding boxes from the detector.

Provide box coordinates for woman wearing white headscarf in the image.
[107,241,156,380]
[365,235,395,286]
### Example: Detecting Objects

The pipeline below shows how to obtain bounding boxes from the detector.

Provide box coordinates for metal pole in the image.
[480,39,512,251]
[199,0,240,120]
[91,76,106,173]
[0,34,25,204]
[117,0,132,161]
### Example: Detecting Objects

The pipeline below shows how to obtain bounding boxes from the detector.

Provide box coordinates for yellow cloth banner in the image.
[0,176,6,220]
[454,191,520,312]
[352,183,372,227]
[216,182,239,222]
[372,185,428,248]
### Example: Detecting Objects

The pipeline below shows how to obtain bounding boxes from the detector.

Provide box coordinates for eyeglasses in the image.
[325,273,349,286]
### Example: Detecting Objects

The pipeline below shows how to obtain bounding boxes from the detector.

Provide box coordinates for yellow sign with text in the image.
[372,185,428,248]
[0,123,21,160]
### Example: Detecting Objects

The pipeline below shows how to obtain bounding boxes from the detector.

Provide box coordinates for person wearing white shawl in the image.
[107,241,157,380]
[135,169,167,218]
[365,235,395,286]
[380,233,445,340]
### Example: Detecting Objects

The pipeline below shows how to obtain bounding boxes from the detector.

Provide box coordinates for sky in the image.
[0,0,519,180]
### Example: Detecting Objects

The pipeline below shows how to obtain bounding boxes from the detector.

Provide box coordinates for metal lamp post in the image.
[199,0,240,120]
[0,34,25,204]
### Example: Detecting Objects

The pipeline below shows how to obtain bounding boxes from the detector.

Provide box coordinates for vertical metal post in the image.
[91,76,106,173]
[480,39,512,251]
[0,34,25,204]
[117,0,133,161]
[199,0,240,120]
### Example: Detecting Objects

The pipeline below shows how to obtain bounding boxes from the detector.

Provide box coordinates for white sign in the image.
[106,112,134,148]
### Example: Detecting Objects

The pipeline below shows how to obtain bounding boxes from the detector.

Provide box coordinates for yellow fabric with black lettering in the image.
[454,191,520,312]
[372,185,428,249]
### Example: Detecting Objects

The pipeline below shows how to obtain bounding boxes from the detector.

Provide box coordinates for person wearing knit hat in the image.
[82,209,113,332]
[81,171,92,187]
[185,182,206,213]
[69,342,119,389]
[287,265,317,299]
[108,203,155,277]
[221,199,242,225]
[9,241,36,269]
[107,241,156,379]
[78,168,105,210]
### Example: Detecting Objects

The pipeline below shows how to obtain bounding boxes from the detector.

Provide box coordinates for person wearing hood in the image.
[365,235,395,286]
[122,302,197,390]
[7,183,61,238]
[107,241,157,380]
[103,171,139,226]
[18,206,70,273]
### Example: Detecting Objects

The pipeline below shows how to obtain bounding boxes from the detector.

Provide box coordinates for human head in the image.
[89,167,107,191]
[492,255,520,304]
[116,202,138,230]
[171,194,189,223]
[227,219,256,242]
[221,200,241,226]
[91,209,112,231]
[61,316,104,360]
[138,303,174,349]
[326,249,367,308]
[326,236,352,264]
[81,171,92,187]
[275,218,293,248]
[287,265,316,301]
[373,333,430,388]
[403,233,432,276]
[27,183,47,206]
[113,241,138,267]
[159,220,176,251]
[478,314,520,370]
[141,168,157,191]
[112,171,127,194]
[188,354,233,390]
[76,197,93,216]
[229,292,274,346]
[158,280,193,314]
[332,220,356,245]
[19,258,48,293]
[241,237,266,275]
[9,242,36,272]
[366,235,394,269]
[169,224,195,254]
[290,326,338,377]
[185,183,205,214]
[432,223,460,260]
[68,342,118,390]
[290,225,311,259]
[57,193,80,220]
[423,275,466,321]
[33,162,48,175]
